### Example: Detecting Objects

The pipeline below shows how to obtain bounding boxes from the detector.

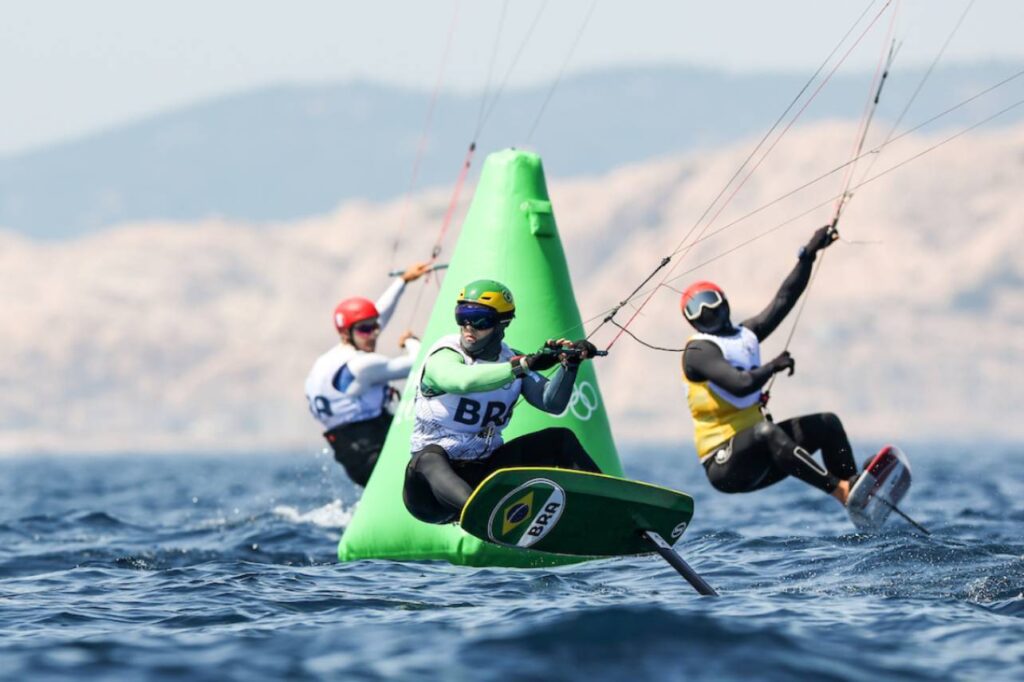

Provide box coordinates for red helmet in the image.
[680,281,726,321]
[333,297,379,332]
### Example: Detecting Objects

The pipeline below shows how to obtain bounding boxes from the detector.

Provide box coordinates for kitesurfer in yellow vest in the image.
[304,262,431,486]
[402,279,601,524]
[681,225,858,505]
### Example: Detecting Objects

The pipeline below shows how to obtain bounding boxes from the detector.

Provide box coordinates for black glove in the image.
[510,352,558,376]
[805,224,838,256]
[541,339,578,369]
[767,350,795,376]
[527,349,560,372]
[566,339,599,367]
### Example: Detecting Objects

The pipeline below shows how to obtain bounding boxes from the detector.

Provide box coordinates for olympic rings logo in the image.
[556,381,600,421]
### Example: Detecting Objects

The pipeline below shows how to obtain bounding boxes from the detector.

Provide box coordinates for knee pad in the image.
[792,445,828,476]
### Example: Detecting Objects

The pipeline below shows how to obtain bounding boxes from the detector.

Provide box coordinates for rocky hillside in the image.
[2,120,1021,454]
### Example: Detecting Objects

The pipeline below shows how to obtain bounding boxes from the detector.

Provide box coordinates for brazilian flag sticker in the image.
[486,478,566,548]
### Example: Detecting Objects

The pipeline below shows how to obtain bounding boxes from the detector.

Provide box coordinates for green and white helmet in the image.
[457,279,515,321]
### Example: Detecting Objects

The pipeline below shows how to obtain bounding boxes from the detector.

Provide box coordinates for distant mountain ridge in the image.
[1,62,1021,238]
[1,120,1022,454]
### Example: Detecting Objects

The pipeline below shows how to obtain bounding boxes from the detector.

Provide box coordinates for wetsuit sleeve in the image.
[521,364,577,413]
[683,340,775,394]
[375,278,407,329]
[344,349,416,396]
[741,256,814,341]
[422,348,516,394]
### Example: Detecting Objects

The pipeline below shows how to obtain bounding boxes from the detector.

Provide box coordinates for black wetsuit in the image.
[403,427,600,524]
[323,413,392,487]
[684,253,857,494]
[403,333,601,524]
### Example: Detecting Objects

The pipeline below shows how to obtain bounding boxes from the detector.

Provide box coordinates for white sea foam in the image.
[273,500,357,528]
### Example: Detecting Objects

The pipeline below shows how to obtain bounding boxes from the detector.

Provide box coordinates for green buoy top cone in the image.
[337,149,624,567]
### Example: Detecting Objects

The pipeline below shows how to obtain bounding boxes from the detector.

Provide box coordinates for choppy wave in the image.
[0,446,1022,680]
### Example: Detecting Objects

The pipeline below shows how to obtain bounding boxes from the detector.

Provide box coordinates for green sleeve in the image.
[422,348,516,394]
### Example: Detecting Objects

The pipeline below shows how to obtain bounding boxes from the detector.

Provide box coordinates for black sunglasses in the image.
[352,321,381,335]
[455,311,498,330]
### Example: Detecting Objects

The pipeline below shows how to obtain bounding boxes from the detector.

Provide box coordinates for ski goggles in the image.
[455,303,499,330]
[683,289,725,321]
[352,320,381,335]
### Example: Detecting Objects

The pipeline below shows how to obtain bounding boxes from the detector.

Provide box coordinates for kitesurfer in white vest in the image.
[305,262,431,486]
[403,279,602,524]
[680,225,859,505]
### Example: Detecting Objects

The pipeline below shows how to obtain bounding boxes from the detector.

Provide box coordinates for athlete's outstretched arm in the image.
[741,257,813,341]
[521,364,577,414]
[344,340,421,396]
[374,278,407,329]
[376,262,431,328]
[683,340,788,395]
[743,225,836,340]
[421,349,515,395]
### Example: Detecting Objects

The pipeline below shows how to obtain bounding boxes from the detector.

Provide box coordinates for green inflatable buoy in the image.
[337,148,624,567]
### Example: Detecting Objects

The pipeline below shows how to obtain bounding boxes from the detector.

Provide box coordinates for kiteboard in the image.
[846,445,925,533]
[459,467,717,595]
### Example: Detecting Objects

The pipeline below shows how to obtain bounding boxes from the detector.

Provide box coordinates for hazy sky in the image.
[2,0,1021,155]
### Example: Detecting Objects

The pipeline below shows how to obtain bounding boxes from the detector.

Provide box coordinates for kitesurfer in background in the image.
[305,262,431,486]
[403,279,601,524]
[681,225,859,505]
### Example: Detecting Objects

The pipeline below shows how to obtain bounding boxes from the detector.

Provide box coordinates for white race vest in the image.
[304,344,387,431]
[689,326,763,408]
[410,335,522,461]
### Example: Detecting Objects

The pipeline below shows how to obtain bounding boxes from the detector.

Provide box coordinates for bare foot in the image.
[831,479,852,506]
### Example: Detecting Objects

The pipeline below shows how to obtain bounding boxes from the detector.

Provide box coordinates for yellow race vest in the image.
[683,328,765,460]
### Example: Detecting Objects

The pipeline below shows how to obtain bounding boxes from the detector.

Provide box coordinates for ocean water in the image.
[1,444,1021,681]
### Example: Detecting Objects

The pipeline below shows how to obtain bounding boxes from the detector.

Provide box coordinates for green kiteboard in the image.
[460,468,717,595]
